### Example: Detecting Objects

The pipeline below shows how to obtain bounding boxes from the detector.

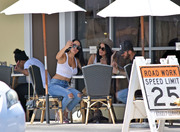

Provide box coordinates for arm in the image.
[111,51,116,65]
[111,51,120,74]
[112,61,120,75]
[87,54,96,65]
[111,52,126,75]
[19,69,29,76]
[56,40,73,60]
[14,61,29,76]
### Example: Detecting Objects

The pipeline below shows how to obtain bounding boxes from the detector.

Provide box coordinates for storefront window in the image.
[114,17,149,58]
[155,15,180,47]
[75,1,180,64]
[114,17,140,47]
[75,0,109,48]
[153,15,180,63]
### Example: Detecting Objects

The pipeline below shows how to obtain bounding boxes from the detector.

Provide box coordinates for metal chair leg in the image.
[85,97,91,125]
[70,111,73,123]
[30,109,37,124]
[40,101,46,123]
[107,97,115,124]
[58,101,63,124]
[80,100,86,123]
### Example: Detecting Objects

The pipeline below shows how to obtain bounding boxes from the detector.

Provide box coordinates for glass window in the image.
[153,15,180,63]
[75,0,109,48]
[75,1,180,64]
[114,17,140,47]
[155,15,180,47]
[114,17,149,58]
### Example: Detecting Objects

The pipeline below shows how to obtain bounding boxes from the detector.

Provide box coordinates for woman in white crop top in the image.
[48,39,85,123]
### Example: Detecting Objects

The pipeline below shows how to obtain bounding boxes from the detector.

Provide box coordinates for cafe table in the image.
[72,74,126,79]
[11,72,25,89]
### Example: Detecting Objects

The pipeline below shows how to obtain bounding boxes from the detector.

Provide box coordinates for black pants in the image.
[14,83,33,113]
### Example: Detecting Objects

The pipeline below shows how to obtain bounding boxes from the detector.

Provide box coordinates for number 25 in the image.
[151,87,179,106]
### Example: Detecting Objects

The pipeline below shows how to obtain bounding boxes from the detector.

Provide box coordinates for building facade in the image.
[1,0,180,77]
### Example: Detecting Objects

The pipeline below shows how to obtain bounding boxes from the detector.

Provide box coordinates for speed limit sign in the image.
[122,57,180,132]
[140,65,180,110]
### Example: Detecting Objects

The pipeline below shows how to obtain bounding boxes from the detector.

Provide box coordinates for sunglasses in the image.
[98,46,105,51]
[72,44,81,50]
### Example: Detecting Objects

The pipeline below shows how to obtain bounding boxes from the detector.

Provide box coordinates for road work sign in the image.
[140,66,180,110]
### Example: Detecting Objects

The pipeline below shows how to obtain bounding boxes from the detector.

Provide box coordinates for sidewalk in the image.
[26,121,180,132]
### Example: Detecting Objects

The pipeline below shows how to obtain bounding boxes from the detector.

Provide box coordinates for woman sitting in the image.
[48,39,85,123]
[88,38,113,65]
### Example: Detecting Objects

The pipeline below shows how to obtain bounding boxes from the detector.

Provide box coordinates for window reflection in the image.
[75,1,180,64]
[114,17,140,47]
[76,0,109,48]
[155,15,180,47]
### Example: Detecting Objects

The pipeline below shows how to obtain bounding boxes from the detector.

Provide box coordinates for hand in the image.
[14,61,22,72]
[113,67,119,75]
[65,40,73,49]
[111,61,117,67]
[14,61,19,70]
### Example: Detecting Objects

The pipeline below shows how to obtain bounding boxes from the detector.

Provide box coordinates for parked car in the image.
[0,81,25,132]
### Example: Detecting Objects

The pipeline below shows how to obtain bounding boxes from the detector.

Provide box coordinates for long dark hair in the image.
[73,39,85,66]
[97,43,113,65]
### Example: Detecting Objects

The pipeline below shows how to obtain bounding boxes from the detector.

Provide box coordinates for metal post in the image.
[42,14,50,124]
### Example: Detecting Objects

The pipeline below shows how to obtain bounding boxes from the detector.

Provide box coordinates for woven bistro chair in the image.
[27,65,63,124]
[124,63,132,82]
[0,65,12,87]
[81,64,115,124]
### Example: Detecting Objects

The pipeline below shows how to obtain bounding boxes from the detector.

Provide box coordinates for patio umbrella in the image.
[171,0,180,6]
[97,0,180,56]
[1,0,86,123]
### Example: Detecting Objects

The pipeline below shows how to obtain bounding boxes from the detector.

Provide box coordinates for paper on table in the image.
[89,46,97,54]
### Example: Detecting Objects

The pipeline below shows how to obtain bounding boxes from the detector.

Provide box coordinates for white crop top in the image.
[56,53,78,78]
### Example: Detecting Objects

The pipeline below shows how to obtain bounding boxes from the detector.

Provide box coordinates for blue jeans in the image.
[116,88,128,104]
[48,79,81,111]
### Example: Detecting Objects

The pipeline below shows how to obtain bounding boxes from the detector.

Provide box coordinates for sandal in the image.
[63,117,69,124]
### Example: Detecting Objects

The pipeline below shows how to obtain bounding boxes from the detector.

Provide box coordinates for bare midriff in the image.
[53,74,71,82]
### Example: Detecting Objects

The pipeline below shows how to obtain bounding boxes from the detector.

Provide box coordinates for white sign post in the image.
[122,56,180,132]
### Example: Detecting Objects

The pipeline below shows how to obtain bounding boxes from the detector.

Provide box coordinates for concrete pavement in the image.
[26,121,180,132]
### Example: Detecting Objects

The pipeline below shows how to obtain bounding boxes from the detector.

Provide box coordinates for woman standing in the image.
[48,39,85,123]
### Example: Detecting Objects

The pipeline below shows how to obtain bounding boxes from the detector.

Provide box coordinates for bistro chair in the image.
[0,65,12,87]
[27,65,63,124]
[123,63,132,82]
[81,64,115,124]
[0,61,7,66]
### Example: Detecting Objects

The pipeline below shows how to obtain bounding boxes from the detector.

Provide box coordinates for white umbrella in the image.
[97,0,180,56]
[1,0,86,15]
[1,0,86,123]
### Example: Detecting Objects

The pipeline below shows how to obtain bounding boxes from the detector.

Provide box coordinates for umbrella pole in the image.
[140,16,145,57]
[42,14,50,124]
